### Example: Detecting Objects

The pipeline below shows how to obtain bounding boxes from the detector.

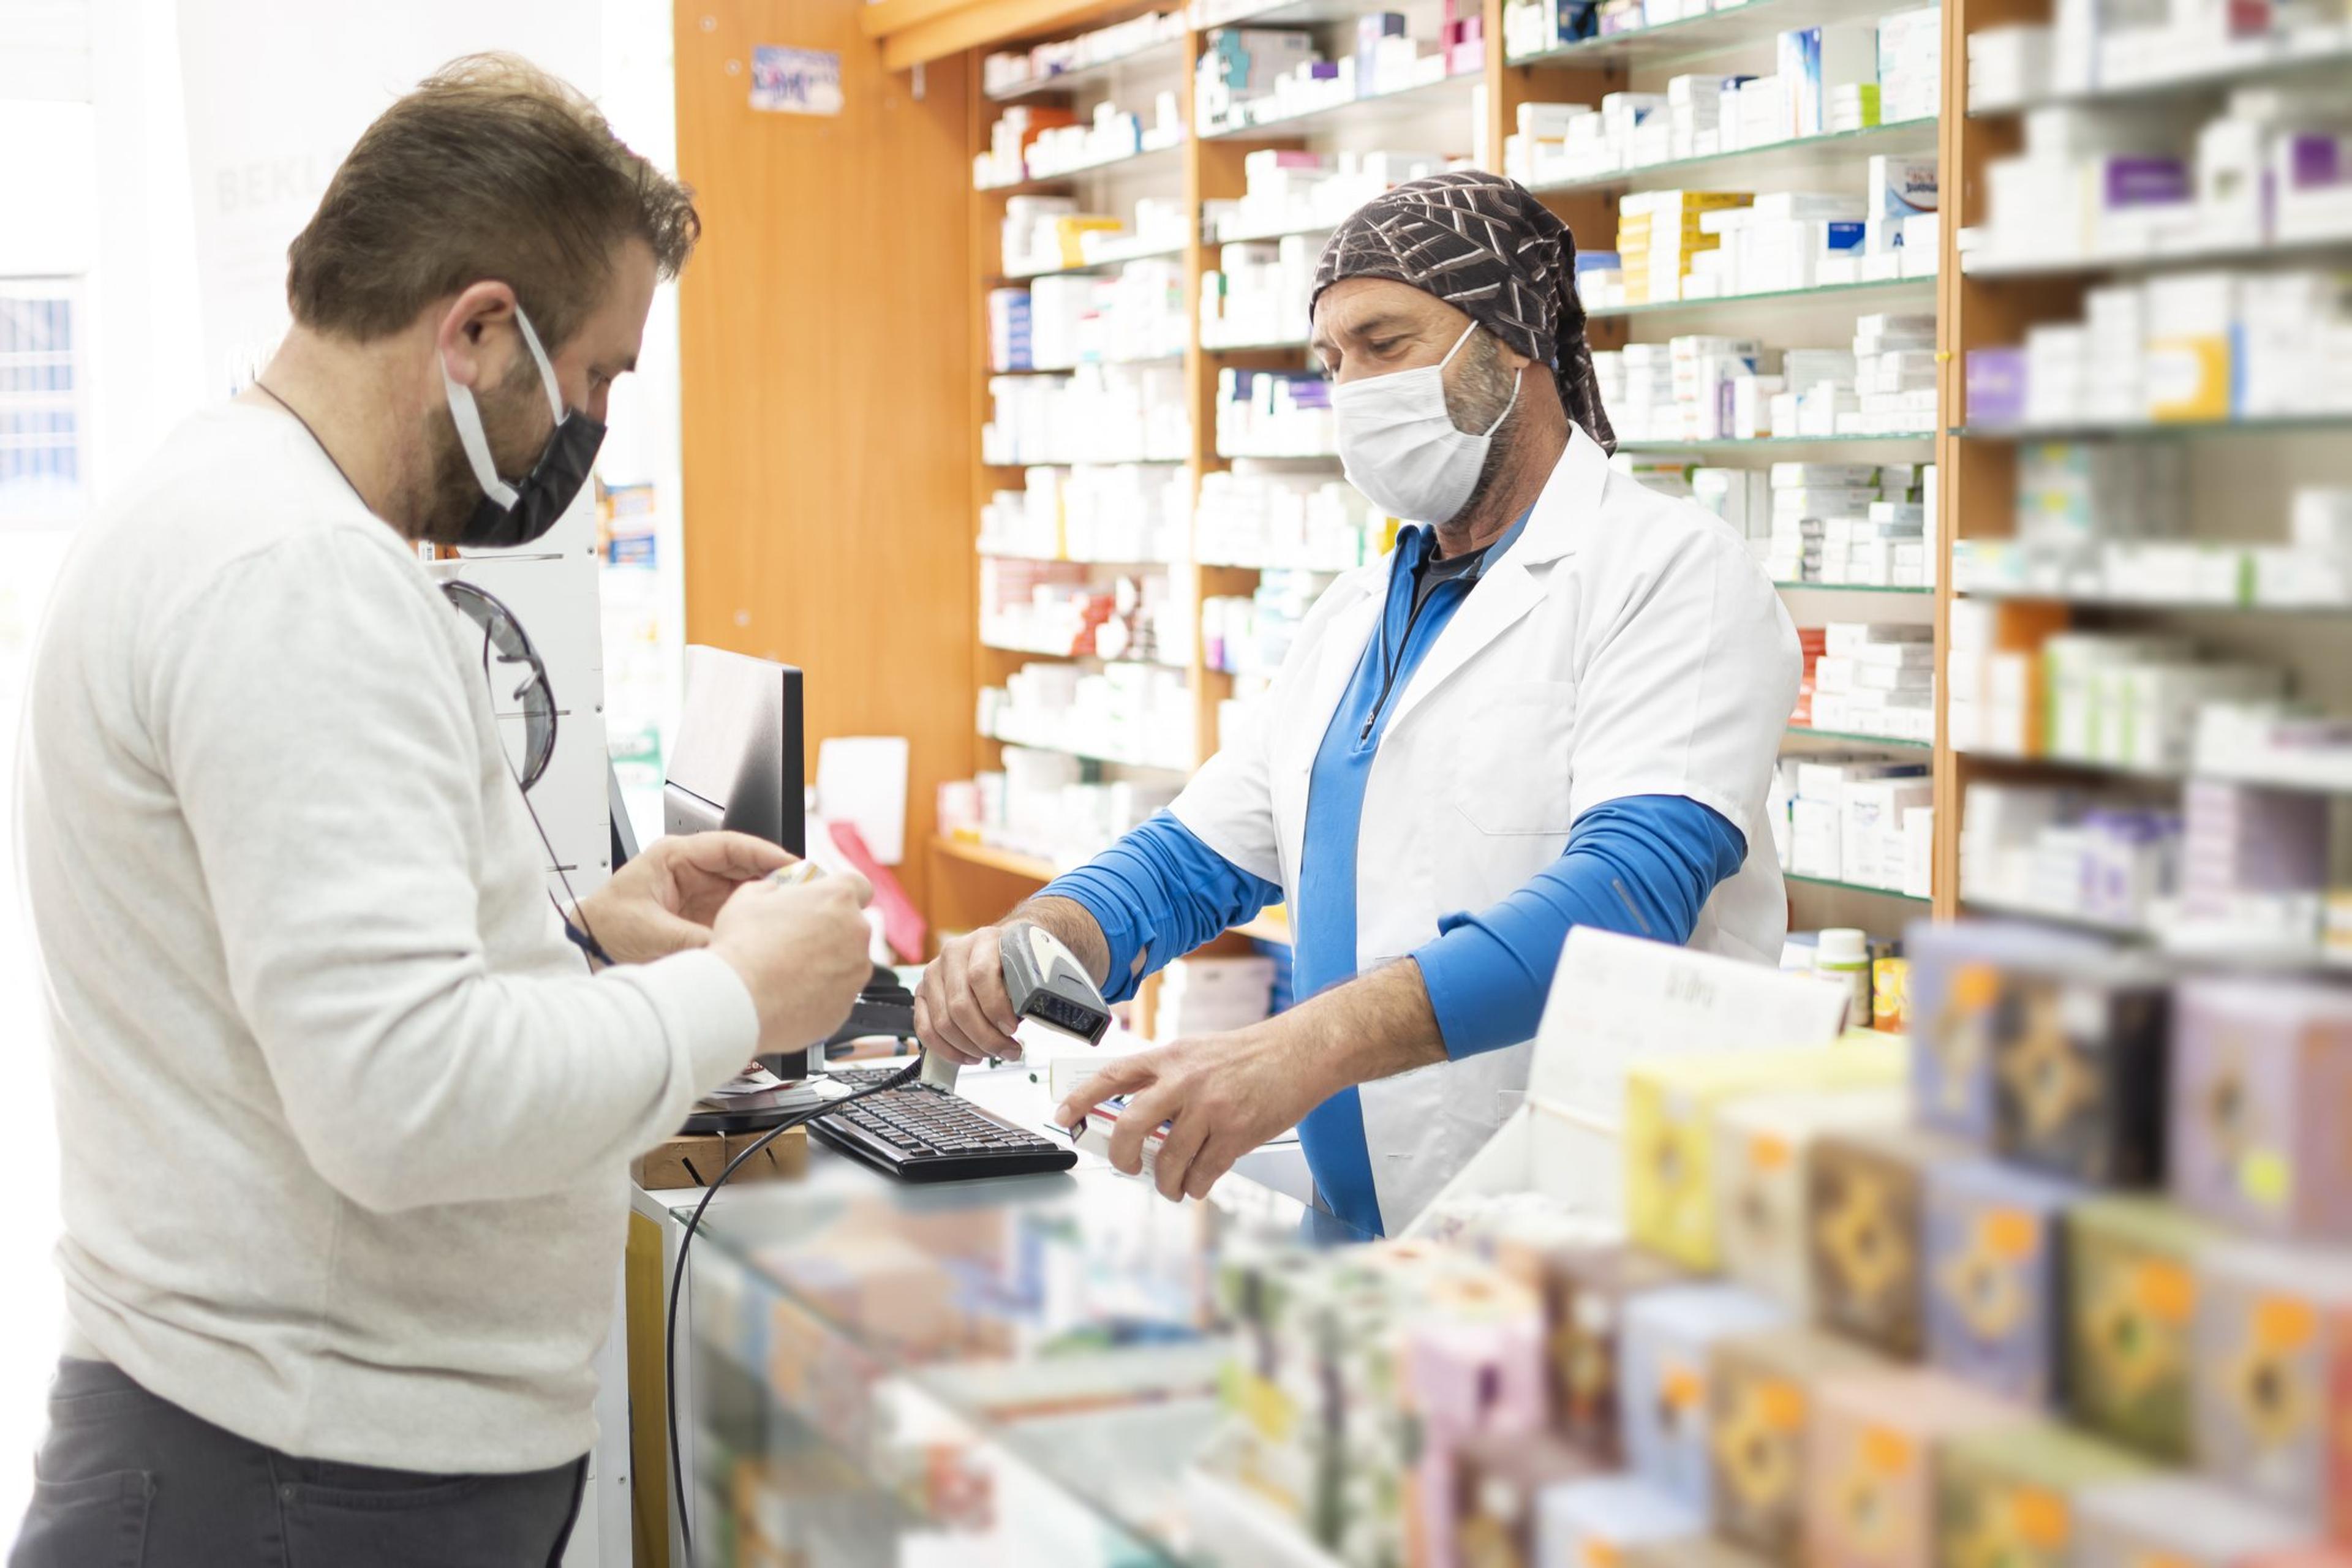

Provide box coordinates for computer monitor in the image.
[665,646,805,855]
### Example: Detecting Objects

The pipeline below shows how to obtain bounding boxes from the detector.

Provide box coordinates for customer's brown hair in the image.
[285,53,698,350]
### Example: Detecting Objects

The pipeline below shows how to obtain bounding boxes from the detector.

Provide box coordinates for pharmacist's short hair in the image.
[285,53,699,351]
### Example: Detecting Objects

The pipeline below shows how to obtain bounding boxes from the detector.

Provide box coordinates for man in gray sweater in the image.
[10,55,873,1566]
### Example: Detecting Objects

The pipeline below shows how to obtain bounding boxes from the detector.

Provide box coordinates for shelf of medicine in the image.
[1524,116,1940,198]
[1962,38,2352,118]
[1199,70,1480,143]
[978,546,1188,567]
[1613,431,1936,451]
[984,39,1188,103]
[1215,446,1343,461]
[981,641,1194,670]
[1198,556,1360,572]
[1956,747,2352,796]
[1956,588,2352,617]
[1953,413,2352,443]
[932,837,1058,880]
[1787,871,1929,902]
[1000,242,1188,282]
[1209,218,1339,247]
[1961,230,2352,283]
[1508,0,1917,68]
[1774,581,1934,595]
[1591,274,1934,320]
[984,456,1193,468]
[982,722,1196,772]
[1785,725,1932,751]
[1959,893,2150,937]
[1202,335,1314,353]
[974,140,1184,194]
[989,352,1188,374]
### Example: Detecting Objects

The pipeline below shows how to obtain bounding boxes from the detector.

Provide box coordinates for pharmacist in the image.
[918,172,1800,1236]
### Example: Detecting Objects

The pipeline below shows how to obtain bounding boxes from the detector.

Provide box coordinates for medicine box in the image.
[1988,956,2170,1188]
[1619,1283,1790,1514]
[1923,1158,2081,1408]
[1447,1431,1591,1568]
[2169,975,2352,1243]
[2192,1237,2352,1534]
[1506,1242,1686,1461]
[2072,1474,2309,1567]
[1806,1368,2023,1568]
[1808,1126,1971,1359]
[1626,1037,1907,1272]
[1934,1421,2151,1568]
[1711,1088,1907,1314]
[1905,919,2108,1146]
[1707,1327,1888,1562]
[2064,1196,2215,1460]
[1624,1534,1777,1567]
[1537,1476,1703,1568]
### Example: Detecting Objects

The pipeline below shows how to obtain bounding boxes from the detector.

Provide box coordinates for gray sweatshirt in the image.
[17,401,755,1473]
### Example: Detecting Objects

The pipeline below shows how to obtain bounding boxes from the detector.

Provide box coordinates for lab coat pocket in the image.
[1451,680,1577,835]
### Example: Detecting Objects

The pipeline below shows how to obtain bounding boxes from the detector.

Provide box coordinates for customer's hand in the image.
[575,831,796,965]
[710,870,876,1054]
[914,925,1024,1065]
[1052,1014,1340,1203]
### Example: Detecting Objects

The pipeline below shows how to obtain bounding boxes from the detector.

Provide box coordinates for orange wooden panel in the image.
[675,0,977,919]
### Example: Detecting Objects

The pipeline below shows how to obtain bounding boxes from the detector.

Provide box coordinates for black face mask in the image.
[440,303,607,549]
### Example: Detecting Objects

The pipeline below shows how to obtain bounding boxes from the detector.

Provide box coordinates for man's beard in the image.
[1441,328,1526,529]
[415,353,556,547]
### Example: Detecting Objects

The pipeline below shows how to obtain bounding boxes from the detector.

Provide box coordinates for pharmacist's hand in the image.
[574,831,795,965]
[1053,1016,1339,1203]
[709,870,876,1055]
[914,925,1025,1066]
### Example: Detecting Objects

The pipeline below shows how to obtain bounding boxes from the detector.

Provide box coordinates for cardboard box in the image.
[1905,919,2111,1146]
[1713,1089,1908,1314]
[1708,1328,1890,1562]
[1619,1284,1790,1513]
[1923,1158,2081,1408]
[2192,1237,2352,1534]
[1502,1242,1686,1461]
[1623,1531,1777,1567]
[1449,1432,1593,1568]
[1807,1368,2025,1568]
[2073,1474,2309,1566]
[2169,975,2352,1243]
[1989,958,2171,1188]
[1626,1038,1907,1272]
[1809,1128,1973,1358]
[1537,1476,1704,1568]
[2064,1197,2217,1461]
[630,1126,809,1189]
[1934,1421,2152,1568]
[1407,929,1850,1242]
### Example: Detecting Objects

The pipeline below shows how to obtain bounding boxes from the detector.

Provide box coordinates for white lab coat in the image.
[1169,426,1802,1231]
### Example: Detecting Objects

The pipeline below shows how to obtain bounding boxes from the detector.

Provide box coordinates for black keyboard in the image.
[811,1081,1078,1183]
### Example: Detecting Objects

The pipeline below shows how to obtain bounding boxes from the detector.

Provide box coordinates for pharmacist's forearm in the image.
[1281,959,1447,1096]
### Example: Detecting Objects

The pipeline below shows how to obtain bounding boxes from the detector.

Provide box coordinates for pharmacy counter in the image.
[670,1064,1362,1568]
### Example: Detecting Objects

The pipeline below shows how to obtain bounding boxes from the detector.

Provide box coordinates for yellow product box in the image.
[2144,333,2232,423]
[1625,1036,1906,1273]
[1049,214,1123,267]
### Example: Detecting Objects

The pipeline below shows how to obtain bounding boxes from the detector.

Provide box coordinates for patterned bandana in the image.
[1310,170,1615,454]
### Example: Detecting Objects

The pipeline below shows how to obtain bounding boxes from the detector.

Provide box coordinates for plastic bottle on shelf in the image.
[1813,927,1872,1030]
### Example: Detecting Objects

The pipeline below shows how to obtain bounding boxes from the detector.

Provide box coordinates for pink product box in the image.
[2169,974,2352,1243]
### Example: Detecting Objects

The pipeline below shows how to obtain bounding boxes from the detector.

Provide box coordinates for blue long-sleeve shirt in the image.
[1042,519,1746,1234]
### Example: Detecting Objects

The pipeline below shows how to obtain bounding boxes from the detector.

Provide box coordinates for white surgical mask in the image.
[1331,320,1521,524]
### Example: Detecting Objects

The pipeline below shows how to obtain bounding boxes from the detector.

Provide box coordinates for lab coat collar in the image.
[1379,424,1606,733]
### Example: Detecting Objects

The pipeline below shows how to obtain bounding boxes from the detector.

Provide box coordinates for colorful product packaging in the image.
[1707,1327,1890,1562]
[1536,1475,1703,1568]
[1626,1037,1906,1272]
[1923,1158,2082,1407]
[1904,919,2109,1145]
[1619,1283,1790,1514]
[2192,1237,2352,1534]
[1988,957,2171,1187]
[1806,1367,2025,1568]
[1502,1242,1686,1462]
[1934,1421,2152,1568]
[1447,1432,1592,1568]
[1623,1533,1779,1567]
[1712,1088,1908,1314]
[2073,1474,2311,1566]
[1808,1128,1973,1358]
[2169,975,2352,1243]
[2064,1197,2216,1461]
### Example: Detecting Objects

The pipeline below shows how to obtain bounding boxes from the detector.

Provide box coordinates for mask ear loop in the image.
[1438,320,1524,438]
[511,306,567,425]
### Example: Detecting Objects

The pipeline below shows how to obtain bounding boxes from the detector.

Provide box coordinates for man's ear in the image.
[434,281,519,390]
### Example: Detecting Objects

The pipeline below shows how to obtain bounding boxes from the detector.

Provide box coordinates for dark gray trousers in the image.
[10,1359,586,1568]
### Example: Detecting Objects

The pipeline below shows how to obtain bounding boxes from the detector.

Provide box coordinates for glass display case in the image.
[684,1145,1367,1567]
